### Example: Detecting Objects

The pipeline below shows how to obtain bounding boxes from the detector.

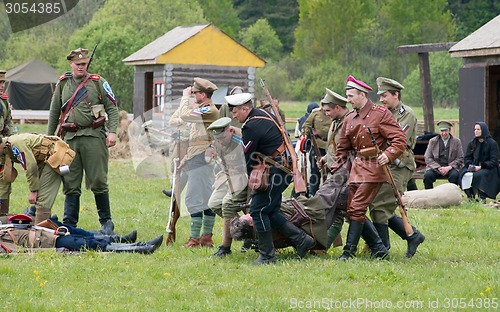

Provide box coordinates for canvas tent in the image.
[5,58,58,110]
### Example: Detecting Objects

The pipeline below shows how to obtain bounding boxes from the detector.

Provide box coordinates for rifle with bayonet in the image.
[367,128,413,235]
[260,79,307,194]
[165,131,181,246]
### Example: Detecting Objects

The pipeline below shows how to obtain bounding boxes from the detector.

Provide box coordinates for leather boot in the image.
[95,193,114,235]
[63,194,80,226]
[361,219,389,259]
[252,230,276,265]
[388,215,425,258]
[339,220,364,260]
[182,237,201,248]
[105,235,163,254]
[94,230,137,243]
[34,207,52,225]
[374,222,390,250]
[0,199,9,216]
[200,233,214,247]
[278,221,314,258]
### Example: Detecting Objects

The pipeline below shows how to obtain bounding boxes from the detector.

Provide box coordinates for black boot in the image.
[24,204,36,217]
[162,190,172,197]
[339,220,364,260]
[252,230,276,265]
[94,230,137,243]
[63,194,80,226]
[373,223,390,250]
[95,193,114,235]
[388,215,425,258]
[104,235,163,254]
[278,220,315,259]
[361,219,389,259]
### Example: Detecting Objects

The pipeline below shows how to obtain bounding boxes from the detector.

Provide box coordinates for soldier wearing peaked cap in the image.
[177,77,219,248]
[423,120,464,190]
[318,88,350,249]
[47,48,119,235]
[369,76,425,258]
[206,117,249,258]
[227,92,314,264]
[330,75,407,260]
[0,70,17,216]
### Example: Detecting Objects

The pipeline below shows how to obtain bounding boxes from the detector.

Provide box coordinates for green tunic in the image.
[369,102,417,224]
[47,73,118,195]
[301,109,332,150]
[0,94,14,200]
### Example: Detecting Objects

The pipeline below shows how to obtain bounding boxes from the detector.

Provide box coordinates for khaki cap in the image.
[321,88,348,107]
[437,120,453,130]
[66,48,90,64]
[0,70,6,82]
[207,117,232,137]
[376,77,404,95]
[229,86,244,95]
[192,77,217,93]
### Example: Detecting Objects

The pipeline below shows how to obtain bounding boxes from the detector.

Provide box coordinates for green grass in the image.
[3,109,498,312]
[2,158,499,311]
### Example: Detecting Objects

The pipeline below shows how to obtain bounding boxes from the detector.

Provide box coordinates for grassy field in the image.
[2,108,499,311]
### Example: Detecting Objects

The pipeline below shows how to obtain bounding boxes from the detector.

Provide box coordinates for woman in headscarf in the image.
[459,122,500,202]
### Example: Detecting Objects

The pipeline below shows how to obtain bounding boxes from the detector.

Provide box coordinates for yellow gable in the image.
[156,25,265,67]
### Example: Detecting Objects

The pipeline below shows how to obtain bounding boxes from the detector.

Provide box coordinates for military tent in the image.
[5,58,58,110]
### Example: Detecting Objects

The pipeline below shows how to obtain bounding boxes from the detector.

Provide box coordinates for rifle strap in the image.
[253,152,291,174]
[57,74,90,137]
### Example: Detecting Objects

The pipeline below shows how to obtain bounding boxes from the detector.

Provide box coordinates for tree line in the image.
[1,0,499,112]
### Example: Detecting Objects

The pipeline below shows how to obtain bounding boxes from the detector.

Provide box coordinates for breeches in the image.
[347,182,382,223]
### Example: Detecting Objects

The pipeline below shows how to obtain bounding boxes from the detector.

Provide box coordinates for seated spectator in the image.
[423,120,464,189]
[459,122,500,202]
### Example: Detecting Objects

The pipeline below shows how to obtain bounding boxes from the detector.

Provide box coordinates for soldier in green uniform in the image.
[178,77,220,248]
[0,133,74,224]
[317,88,350,250]
[0,70,16,216]
[368,77,425,258]
[302,100,333,196]
[206,116,248,257]
[47,48,119,235]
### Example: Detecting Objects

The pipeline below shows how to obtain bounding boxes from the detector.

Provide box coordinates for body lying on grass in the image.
[0,214,162,254]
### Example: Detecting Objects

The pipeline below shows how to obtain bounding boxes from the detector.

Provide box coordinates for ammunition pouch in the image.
[357,146,378,159]
[91,115,106,129]
[286,198,313,227]
[45,139,76,175]
[61,122,79,132]
[248,163,270,191]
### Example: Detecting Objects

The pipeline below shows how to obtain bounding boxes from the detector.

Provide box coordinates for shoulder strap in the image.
[57,75,91,136]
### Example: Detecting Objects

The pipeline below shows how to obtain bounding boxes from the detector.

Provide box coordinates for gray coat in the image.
[425,135,464,170]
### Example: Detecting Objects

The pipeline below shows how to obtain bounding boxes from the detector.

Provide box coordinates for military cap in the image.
[225,93,253,107]
[0,70,6,82]
[346,75,372,93]
[229,86,244,95]
[8,214,33,224]
[207,117,232,137]
[376,77,404,95]
[192,77,218,93]
[437,120,453,130]
[321,88,348,107]
[66,48,89,64]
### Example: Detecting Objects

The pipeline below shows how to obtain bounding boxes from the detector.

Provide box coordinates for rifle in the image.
[260,79,307,194]
[308,127,327,183]
[165,135,181,245]
[367,128,413,235]
[0,224,70,236]
[86,44,97,71]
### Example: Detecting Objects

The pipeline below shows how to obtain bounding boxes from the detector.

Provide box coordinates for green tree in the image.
[68,0,205,111]
[403,52,461,108]
[233,0,298,54]
[447,0,500,40]
[197,0,241,38]
[239,18,282,63]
